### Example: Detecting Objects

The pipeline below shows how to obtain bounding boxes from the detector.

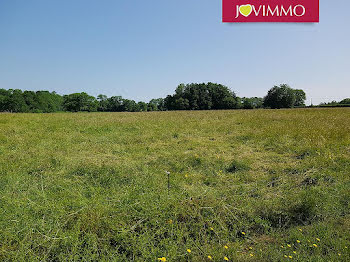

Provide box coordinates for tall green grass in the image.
[0,108,349,261]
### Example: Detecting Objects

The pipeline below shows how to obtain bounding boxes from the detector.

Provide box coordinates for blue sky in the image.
[0,0,349,104]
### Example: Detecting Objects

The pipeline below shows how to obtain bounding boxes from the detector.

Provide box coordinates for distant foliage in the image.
[97,95,157,112]
[63,92,98,112]
[148,98,166,111]
[263,84,306,109]
[0,82,316,113]
[339,98,350,104]
[319,98,350,107]
[294,89,307,107]
[239,97,264,109]
[0,88,62,112]
[164,83,239,110]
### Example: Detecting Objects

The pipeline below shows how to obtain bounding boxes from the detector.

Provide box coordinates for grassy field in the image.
[0,108,349,261]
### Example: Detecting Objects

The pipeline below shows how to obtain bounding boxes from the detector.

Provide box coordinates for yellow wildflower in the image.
[185,174,189,178]
[287,244,291,248]
[249,247,253,250]
[288,256,292,259]
[224,257,229,261]
[241,232,246,235]
[250,253,254,257]
[284,255,288,258]
[313,244,318,247]
[338,253,341,256]
[158,257,166,262]
[187,249,191,253]
[168,219,173,224]
[207,255,212,260]
[316,238,320,242]
[210,227,214,231]
[293,251,296,254]
[224,245,228,249]
[281,245,285,248]
[298,229,302,232]
[296,240,300,243]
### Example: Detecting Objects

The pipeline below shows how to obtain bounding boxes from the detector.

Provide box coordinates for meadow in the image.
[0,108,349,261]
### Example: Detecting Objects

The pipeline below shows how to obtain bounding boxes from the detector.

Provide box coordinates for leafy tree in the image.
[294,89,306,107]
[263,84,298,109]
[35,91,63,112]
[207,82,238,109]
[97,94,108,112]
[62,92,98,112]
[148,98,165,111]
[137,101,148,112]
[164,82,238,110]
[319,101,338,106]
[175,97,190,110]
[164,95,176,110]
[106,96,123,111]
[0,89,63,113]
[121,99,138,112]
[241,97,263,109]
[339,98,350,105]
[0,89,10,111]
[23,91,36,111]
[7,89,29,112]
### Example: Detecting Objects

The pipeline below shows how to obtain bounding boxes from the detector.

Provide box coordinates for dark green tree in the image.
[148,98,165,111]
[62,92,98,112]
[241,97,263,109]
[7,89,29,112]
[35,91,63,112]
[263,84,298,109]
[106,96,123,111]
[339,98,350,105]
[294,89,306,107]
[121,99,138,112]
[137,101,148,112]
[164,82,238,111]
[97,94,108,112]
[0,89,10,111]
[207,82,238,109]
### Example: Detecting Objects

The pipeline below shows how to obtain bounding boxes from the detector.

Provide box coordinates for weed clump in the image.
[257,191,321,229]
[300,177,318,187]
[226,160,250,173]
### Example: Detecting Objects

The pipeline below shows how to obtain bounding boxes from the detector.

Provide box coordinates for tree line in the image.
[0,83,344,113]
[318,98,350,107]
